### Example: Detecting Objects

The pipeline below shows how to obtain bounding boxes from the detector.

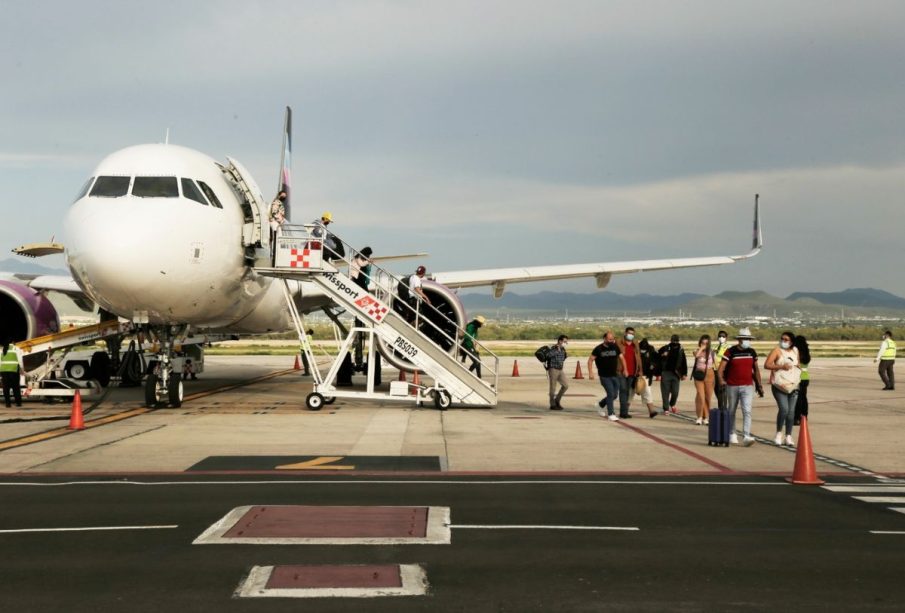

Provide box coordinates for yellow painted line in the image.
[0,368,300,453]
[275,456,356,471]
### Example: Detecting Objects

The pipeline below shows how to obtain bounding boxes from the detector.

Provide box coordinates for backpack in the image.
[396,278,411,302]
[535,345,552,363]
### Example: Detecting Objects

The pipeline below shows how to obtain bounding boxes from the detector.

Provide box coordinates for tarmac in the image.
[0,356,901,477]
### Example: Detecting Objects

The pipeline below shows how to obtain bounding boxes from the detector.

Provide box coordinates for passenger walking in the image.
[764,331,801,446]
[712,330,730,404]
[657,335,687,414]
[875,330,896,390]
[691,335,715,425]
[636,338,660,418]
[349,246,373,291]
[0,340,24,408]
[462,316,486,378]
[793,335,811,425]
[408,265,432,324]
[546,335,570,410]
[589,331,626,421]
[268,190,287,264]
[716,328,764,446]
[616,327,642,418]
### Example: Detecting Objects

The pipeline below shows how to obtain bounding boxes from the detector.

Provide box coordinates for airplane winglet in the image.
[731,194,763,261]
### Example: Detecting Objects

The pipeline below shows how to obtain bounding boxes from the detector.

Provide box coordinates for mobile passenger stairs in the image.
[257,225,499,410]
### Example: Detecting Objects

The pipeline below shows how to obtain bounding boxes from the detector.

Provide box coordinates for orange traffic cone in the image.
[398,370,407,382]
[787,416,824,485]
[293,354,301,370]
[511,360,520,377]
[574,361,584,379]
[68,390,85,431]
[410,370,421,395]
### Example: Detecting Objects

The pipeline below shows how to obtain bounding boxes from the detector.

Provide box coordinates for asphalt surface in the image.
[2,476,904,612]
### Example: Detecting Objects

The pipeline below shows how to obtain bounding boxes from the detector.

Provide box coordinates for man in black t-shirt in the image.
[588,331,626,421]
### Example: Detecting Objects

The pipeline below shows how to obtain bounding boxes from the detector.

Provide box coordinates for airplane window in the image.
[74,177,95,201]
[197,181,223,209]
[89,176,130,198]
[132,176,179,198]
[181,178,209,205]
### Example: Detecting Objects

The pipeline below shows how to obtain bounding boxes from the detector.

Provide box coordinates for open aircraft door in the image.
[219,157,268,248]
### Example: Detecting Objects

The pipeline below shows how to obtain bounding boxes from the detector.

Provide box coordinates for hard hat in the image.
[416,265,426,275]
[475,315,486,325]
[321,211,333,222]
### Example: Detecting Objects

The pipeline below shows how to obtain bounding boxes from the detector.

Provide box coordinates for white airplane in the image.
[3,108,762,406]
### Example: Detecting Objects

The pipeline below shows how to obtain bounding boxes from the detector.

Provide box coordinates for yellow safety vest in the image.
[0,350,19,373]
[882,340,897,360]
[713,342,730,369]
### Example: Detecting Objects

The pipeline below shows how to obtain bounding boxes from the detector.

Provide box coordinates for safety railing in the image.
[272,224,499,391]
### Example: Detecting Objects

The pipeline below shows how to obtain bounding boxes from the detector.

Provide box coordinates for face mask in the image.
[625,334,634,342]
[718,337,727,343]
[780,341,791,350]
[741,340,751,349]
[562,342,569,347]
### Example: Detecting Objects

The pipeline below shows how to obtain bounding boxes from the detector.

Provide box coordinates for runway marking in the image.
[275,457,356,471]
[870,531,905,535]
[0,368,295,453]
[889,508,905,516]
[0,525,177,534]
[0,479,791,487]
[450,524,639,531]
[852,496,905,504]
[616,420,733,473]
[235,564,427,599]
[823,486,905,493]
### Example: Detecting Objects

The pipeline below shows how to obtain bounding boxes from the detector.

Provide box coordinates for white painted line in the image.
[0,525,177,534]
[450,524,639,531]
[870,531,905,535]
[888,507,905,515]
[234,564,428,598]
[193,505,451,545]
[852,496,905,504]
[0,480,790,487]
[823,486,905,493]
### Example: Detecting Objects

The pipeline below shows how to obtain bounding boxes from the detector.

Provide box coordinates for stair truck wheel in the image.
[167,375,183,408]
[323,396,336,405]
[306,392,324,411]
[66,361,89,380]
[433,389,452,411]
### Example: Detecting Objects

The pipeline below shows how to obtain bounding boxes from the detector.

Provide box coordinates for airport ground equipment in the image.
[14,320,133,401]
[259,225,499,409]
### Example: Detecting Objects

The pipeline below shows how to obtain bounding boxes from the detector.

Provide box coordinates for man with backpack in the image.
[658,334,688,414]
[542,335,569,411]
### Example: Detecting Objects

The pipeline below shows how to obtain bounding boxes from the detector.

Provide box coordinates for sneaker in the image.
[607,414,620,422]
[703,419,709,425]
[729,434,739,445]
[695,418,703,425]
[620,414,632,419]
[785,435,795,447]
[670,406,678,414]
[648,412,658,419]
[774,432,783,445]
[742,437,756,447]
[597,410,608,418]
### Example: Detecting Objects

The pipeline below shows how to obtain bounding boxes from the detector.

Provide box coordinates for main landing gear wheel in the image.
[433,390,451,411]
[144,373,160,407]
[168,376,183,408]
[306,392,325,411]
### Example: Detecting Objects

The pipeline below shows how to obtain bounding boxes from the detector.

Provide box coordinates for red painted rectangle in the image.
[222,506,429,539]
[266,564,402,589]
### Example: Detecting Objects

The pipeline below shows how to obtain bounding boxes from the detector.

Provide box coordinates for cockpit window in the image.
[132,176,179,198]
[180,178,209,205]
[197,181,223,209]
[74,177,95,201]
[89,176,130,198]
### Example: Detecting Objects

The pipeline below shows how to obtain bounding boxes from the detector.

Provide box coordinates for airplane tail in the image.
[278,106,292,222]
[752,193,763,252]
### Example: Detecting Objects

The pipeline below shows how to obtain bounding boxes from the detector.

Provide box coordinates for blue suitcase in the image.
[708,407,731,447]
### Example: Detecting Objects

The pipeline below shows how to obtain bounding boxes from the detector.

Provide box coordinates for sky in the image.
[1,0,903,297]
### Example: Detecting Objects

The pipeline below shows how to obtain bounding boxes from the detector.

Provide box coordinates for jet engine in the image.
[377,279,467,372]
[0,280,61,371]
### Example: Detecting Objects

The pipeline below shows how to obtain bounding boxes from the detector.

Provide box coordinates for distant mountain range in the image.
[460,288,905,318]
[0,257,66,275]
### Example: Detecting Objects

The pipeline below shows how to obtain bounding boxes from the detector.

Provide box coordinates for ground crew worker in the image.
[712,330,730,404]
[311,211,344,260]
[1,340,24,408]
[875,330,896,390]
[462,315,485,378]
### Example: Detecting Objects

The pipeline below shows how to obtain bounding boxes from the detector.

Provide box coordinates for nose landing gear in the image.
[143,325,186,408]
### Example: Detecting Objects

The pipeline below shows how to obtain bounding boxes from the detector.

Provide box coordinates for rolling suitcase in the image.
[708,407,731,447]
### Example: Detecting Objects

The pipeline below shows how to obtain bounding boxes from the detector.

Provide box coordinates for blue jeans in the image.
[772,386,799,435]
[618,374,636,416]
[599,376,620,416]
[726,385,754,437]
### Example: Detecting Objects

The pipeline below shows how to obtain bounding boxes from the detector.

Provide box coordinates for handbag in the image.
[692,367,706,381]
[634,377,647,394]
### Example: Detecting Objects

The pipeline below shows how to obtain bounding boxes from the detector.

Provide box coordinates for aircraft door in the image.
[219,157,268,248]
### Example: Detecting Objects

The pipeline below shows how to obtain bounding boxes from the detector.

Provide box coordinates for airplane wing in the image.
[433,196,763,298]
